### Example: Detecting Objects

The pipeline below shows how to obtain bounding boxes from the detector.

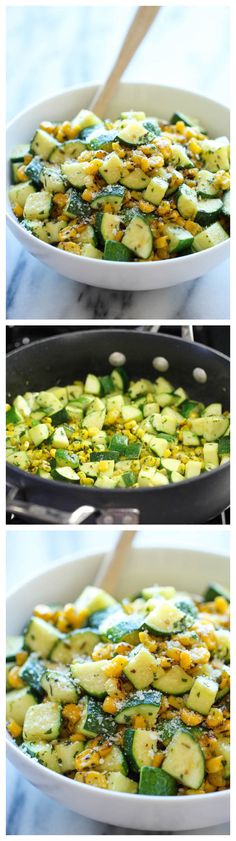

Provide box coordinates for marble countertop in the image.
[7,529,230,835]
[6,5,229,320]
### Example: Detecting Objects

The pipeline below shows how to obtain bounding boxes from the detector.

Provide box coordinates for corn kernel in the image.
[181,708,203,726]
[16,651,28,666]
[82,189,93,202]
[8,666,24,689]
[104,655,128,678]
[62,704,81,723]
[13,203,23,218]
[102,696,118,714]
[7,720,22,738]
[83,771,107,788]
[134,714,146,729]
[151,753,164,768]
[179,651,191,670]
[214,596,228,613]
[206,708,224,728]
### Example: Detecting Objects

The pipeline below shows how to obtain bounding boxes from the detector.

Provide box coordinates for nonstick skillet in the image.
[6,329,230,524]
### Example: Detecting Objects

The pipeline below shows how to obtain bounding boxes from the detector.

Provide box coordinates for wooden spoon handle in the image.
[94,531,134,593]
[90,6,160,118]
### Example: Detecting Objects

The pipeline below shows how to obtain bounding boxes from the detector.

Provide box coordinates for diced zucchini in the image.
[106,772,138,793]
[145,601,191,636]
[204,582,230,603]
[143,176,168,206]
[23,701,61,742]
[217,739,230,778]
[10,143,30,163]
[204,403,222,416]
[20,655,45,697]
[185,460,202,479]
[24,617,63,657]
[55,739,84,772]
[9,181,36,209]
[122,215,153,259]
[203,442,219,469]
[165,224,194,255]
[139,766,178,796]
[41,669,78,703]
[25,157,44,188]
[196,170,220,198]
[49,138,86,163]
[121,405,142,422]
[41,164,66,193]
[187,676,218,714]
[100,152,123,184]
[91,185,125,211]
[24,191,52,221]
[202,415,229,441]
[52,466,80,483]
[222,191,230,218]
[124,728,159,774]
[30,129,60,160]
[71,108,102,132]
[117,119,148,146]
[120,167,150,190]
[103,240,133,261]
[124,645,156,689]
[6,688,37,726]
[28,423,49,447]
[100,612,143,645]
[115,690,162,727]
[6,451,30,470]
[195,197,223,226]
[162,730,205,789]
[200,136,230,172]
[77,697,117,738]
[61,161,92,188]
[171,143,194,169]
[177,184,198,220]
[70,659,110,699]
[50,628,99,663]
[97,211,120,244]
[152,664,193,694]
[6,635,24,662]
[193,222,229,251]
[22,740,61,773]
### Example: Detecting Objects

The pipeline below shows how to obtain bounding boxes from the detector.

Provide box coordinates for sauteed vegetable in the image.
[6,371,230,486]
[9,108,230,262]
[6,581,230,795]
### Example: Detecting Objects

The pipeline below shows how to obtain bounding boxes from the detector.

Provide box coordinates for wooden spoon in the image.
[94,530,135,593]
[90,6,160,118]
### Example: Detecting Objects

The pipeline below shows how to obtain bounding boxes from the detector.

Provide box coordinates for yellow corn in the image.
[13,203,23,218]
[40,120,56,134]
[206,708,224,728]
[8,666,24,689]
[139,630,157,652]
[33,603,56,622]
[82,771,107,788]
[181,708,203,726]
[214,596,228,613]
[17,166,28,182]
[82,189,93,202]
[7,720,22,738]
[155,236,169,249]
[163,448,171,458]
[104,655,128,678]
[188,139,201,155]
[134,714,146,729]
[62,704,81,724]
[16,651,28,666]
[105,410,119,425]
[152,753,164,768]
[102,696,118,714]
[179,651,191,670]
[139,199,155,213]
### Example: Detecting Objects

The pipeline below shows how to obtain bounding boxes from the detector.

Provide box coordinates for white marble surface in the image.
[6,528,230,835]
[6,5,229,320]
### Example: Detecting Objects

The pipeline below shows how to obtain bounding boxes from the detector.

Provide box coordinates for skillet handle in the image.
[6,487,140,525]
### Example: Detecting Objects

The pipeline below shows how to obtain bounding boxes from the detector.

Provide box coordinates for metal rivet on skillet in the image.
[152,356,169,372]
[192,367,207,383]
[109,352,127,366]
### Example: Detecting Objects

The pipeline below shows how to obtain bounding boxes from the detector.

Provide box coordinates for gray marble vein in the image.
[6,5,229,320]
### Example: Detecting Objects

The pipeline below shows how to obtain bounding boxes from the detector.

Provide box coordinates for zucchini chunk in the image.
[124,645,157,689]
[6,635,24,662]
[105,772,138,793]
[165,224,194,255]
[193,222,229,251]
[122,215,153,259]
[50,628,100,663]
[144,600,192,636]
[78,697,117,737]
[24,617,63,657]
[124,728,159,773]
[204,582,230,602]
[115,690,162,727]
[70,659,111,698]
[6,688,37,726]
[162,730,205,789]
[23,191,52,221]
[139,766,178,796]
[91,185,125,211]
[143,175,168,206]
[41,669,78,703]
[22,740,61,773]
[23,701,62,742]
[187,676,218,714]
[20,654,45,697]
[30,129,60,160]
[152,665,194,695]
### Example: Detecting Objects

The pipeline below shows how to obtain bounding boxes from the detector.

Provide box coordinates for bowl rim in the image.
[6,80,230,269]
[6,545,230,806]
[6,328,230,497]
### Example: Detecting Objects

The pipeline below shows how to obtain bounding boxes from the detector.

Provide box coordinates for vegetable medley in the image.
[9,107,230,262]
[6,370,230,487]
[6,581,230,796]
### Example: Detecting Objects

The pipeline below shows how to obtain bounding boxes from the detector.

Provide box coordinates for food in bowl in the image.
[8,107,230,263]
[6,369,230,487]
[6,580,230,796]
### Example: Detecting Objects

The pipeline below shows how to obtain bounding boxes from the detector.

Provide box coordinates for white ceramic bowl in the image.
[7,82,230,292]
[6,545,230,832]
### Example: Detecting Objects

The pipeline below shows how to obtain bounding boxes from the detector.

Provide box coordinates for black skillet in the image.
[6,329,230,524]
